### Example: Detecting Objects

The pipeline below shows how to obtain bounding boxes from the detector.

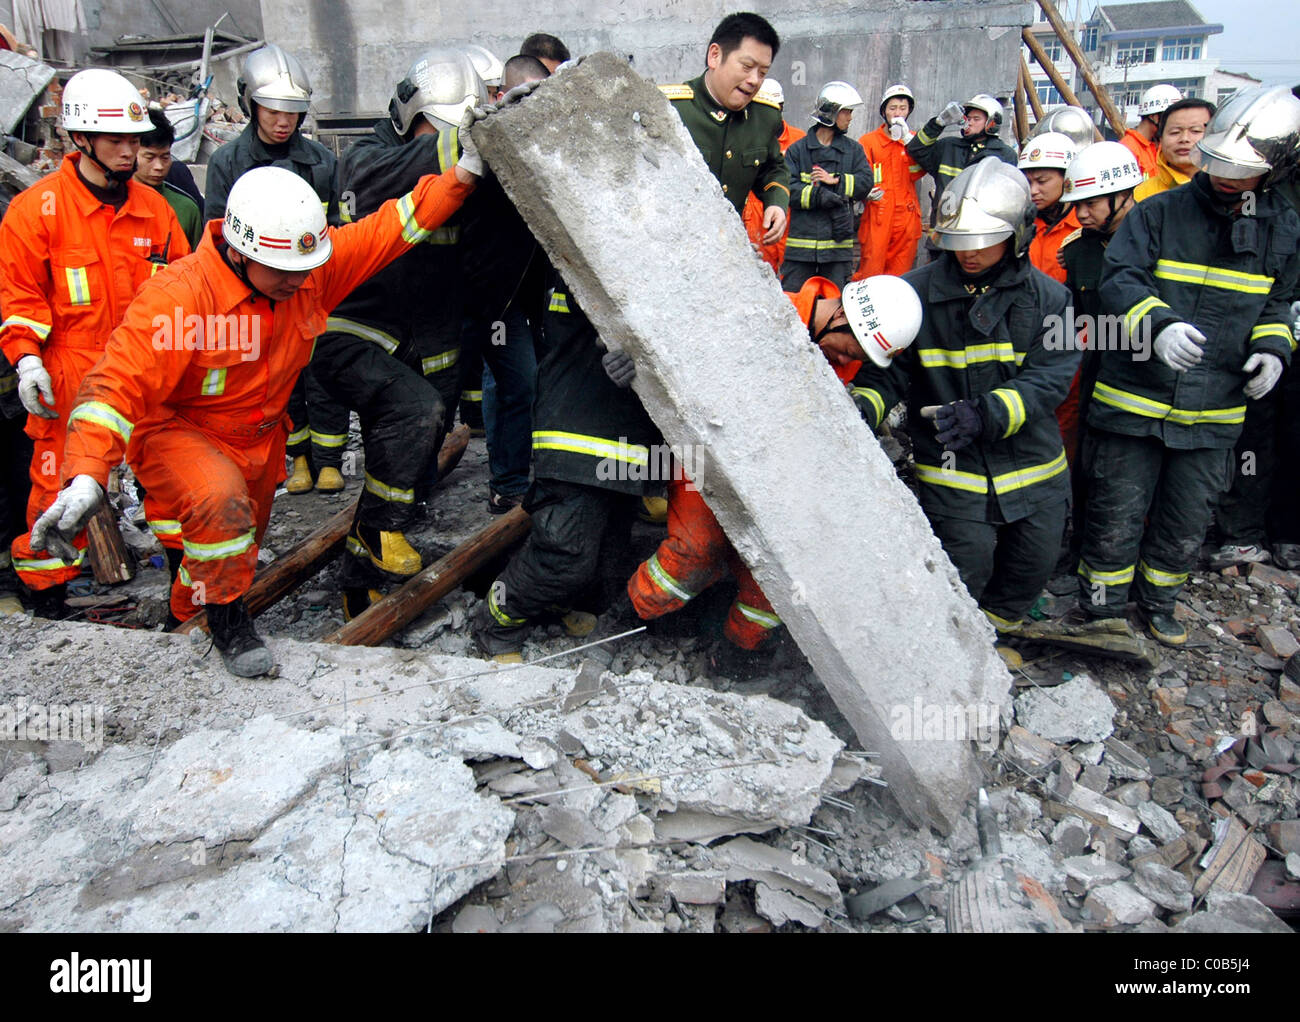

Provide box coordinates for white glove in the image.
[867,186,885,202]
[887,117,909,141]
[29,474,102,563]
[1243,352,1283,400]
[938,101,965,127]
[16,354,57,419]
[1152,322,1205,372]
[456,107,484,178]
[1291,300,1300,344]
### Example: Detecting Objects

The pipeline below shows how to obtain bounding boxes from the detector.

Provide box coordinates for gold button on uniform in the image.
[725,149,732,159]
[722,184,729,193]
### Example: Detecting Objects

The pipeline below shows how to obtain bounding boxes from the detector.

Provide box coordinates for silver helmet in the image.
[465,44,504,91]
[1029,105,1096,148]
[389,48,489,136]
[932,158,1037,256]
[1197,85,1300,188]
[963,94,1004,134]
[813,81,863,128]
[237,43,312,117]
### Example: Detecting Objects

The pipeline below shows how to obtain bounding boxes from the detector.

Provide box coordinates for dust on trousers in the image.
[1077,430,1231,616]
[286,369,350,470]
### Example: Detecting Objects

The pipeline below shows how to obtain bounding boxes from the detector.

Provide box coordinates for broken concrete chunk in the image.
[1257,624,1300,660]
[1002,725,1061,773]
[1063,854,1130,892]
[1050,815,1091,857]
[537,805,605,850]
[452,905,501,933]
[1084,881,1156,926]
[1103,736,1153,781]
[1063,784,1140,836]
[845,876,929,920]
[657,870,726,906]
[754,882,825,928]
[475,52,1010,834]
[518,736,561,771]
[1198,890,1291,934]
[1013,674,1115,744]
[714,837,842,913]
[1136,801,1184,844]
[1133,861,1193,912]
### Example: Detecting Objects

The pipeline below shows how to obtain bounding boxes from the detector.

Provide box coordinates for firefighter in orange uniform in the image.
[853,84,926,280]
[742,78,804,273]
[0,69,190,609]
[30,151,480,677]
[1120,83,1181,180]
[1018,132,1079,284]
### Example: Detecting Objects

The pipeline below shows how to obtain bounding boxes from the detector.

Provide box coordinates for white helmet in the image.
[1061,142,1144,202]
[964,94,1004,134]
[61,69,151,134]
[1018,131,1077,172]
[1197,85,1300,188]
[879,83,915,120]
[465,44,504,91]
[222,167,331,272]
[238,44,313,116]
[757,77,784,107]
[1138,84,1182,119]
[842,275,923,369]
[1029,105,1096,148]
[813,81,863,127]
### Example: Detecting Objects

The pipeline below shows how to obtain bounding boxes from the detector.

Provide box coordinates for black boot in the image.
[206,597,273,677]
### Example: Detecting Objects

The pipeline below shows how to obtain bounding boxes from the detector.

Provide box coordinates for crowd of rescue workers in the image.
[1,11,1299,680]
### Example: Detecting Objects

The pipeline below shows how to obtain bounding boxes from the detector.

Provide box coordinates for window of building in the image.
[1114,38,1158,65]
[1080,25,1099,51]
[1161,36,1203,61]
[1036,83,1064,106]
[1040,35,1063,62]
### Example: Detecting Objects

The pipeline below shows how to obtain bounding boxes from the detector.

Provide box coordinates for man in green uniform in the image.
[659,11,789,244]
[134,110,203,251]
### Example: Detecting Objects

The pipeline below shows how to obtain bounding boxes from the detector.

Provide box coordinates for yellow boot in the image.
[316,466,345,492]
[343,588,384,622]
[285,455,314,494]
[639,496,669,524]
[351,523,423,576]
[0,593,25,616]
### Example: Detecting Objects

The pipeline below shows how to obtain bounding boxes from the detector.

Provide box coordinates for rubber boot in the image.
[343,587,383,622]
[471,600,525,664]
[350,521,422,577]
[206,597,273,677]
[285,455,314,494]
[316,466,345,493]
[639,496,669,525]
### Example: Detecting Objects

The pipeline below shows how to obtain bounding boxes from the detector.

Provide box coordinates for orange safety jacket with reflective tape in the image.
[60,168,474,487]
[1028,205,1080,285]
[858,124,925,227]
[1120,129,1160,180]
[0,153,190,365]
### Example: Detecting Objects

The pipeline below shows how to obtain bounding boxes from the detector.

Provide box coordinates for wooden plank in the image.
[1034,0,1127,137]
[85,502,133,584]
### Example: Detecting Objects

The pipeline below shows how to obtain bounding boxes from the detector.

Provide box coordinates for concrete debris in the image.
[1063,854,1130,893]
[1002,725,1062,773]
[1257,624,1299,660]
[1062,784,1141,836]
[655,871,727,906]
[1013,674,1116,744]
[474,52,1011,835]
[754,883,826,928]
[1193,815,1267,898]
[1172,891,1292,934]
[1084,881,1156,927]
[714,836,843,928]
[845,876,928,920]
[1136,801,1185,845]
[451,905,500,933]
[1132,861,1194,912]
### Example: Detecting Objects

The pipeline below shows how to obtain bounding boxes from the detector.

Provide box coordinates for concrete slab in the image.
[474,52,1011,833]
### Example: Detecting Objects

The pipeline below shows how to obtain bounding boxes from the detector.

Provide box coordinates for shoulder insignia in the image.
[1059,227,1083,250]
[751,93,781,110]
[658,84,693,101]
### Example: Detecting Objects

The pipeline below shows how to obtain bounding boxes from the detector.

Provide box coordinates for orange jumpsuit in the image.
[1119,129,1159,180]
[0,154,189,590]
[1028,206,1080,285]
[852,124,925,280]
[628,276,848,650]
[744,121,805,273]
[59,169,474,620]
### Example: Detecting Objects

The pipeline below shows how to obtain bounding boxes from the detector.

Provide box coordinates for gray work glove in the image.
[1153,321,1205,373]
[16,354,57,419]
[887,117,909,142]
[1291,300,1300,344]
[1243,352,1283,400]
[30,474,103,562]
[456,107,485,178]
[602,350,636,389]
[938,101,965,127]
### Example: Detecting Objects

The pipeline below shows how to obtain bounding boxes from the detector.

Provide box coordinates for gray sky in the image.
[1174,0,1299,87]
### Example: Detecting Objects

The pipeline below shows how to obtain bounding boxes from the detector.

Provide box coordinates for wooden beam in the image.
[1033,0,1127,137]
[174,424,473,634]
[322,504,531,646]
[1021,28,1103,142]
[1021,54,1045,122]
[1013,66,1030,143]
[85,502,134,584]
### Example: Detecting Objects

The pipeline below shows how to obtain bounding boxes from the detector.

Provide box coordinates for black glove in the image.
[933,399,984,451]
[602,350,636,388]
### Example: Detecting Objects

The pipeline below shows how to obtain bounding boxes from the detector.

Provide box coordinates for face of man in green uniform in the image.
[704,36,773,112]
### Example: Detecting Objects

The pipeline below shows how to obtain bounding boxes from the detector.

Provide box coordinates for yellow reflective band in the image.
[800,184,814,208]
[917,127,936,145]
[364,471,414,504]
[532,430,649,465]
[851,386,885,426]
[178,563,192,586]
[873,163,883,184]
[785,237,855,251]
[917,343,1023,370]
[67,401,134,442]
[1250,323,1293,351]
[200,368,226,396]
[908,164,923,174]
[982,608,1022,632]
[991,387,1026,437]
[991,450,1067,494]
[0,374,15,395]
[421,225,460,245]
[422,349,459,375]
[326,316,400,354]
[461,390,483,402]
[287,427,310,446]
[1093,382,1244,426]
[1077,558,1134,585]
[548,292,570,314]
[1154,259,1273,295]
[647,552,694,602]
[488,583,526,627]
[843,173,855,198]
[396,192,433,245]
[2,315,52,340]
[148,519,182,538]
[183,528,255,562]
[310,430,348,448]
[914,462,989,494]
[1165,405,1245,426]
[938,164,962,178]
[1124,295,1170,336]
[799,172,813,183]
[736,602,781,629]
[14,549,85,571]
[438,125,459,173]
[1138,559,1188,587]
[64,267,91,306]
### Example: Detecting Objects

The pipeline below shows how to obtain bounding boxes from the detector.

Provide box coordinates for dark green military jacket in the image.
[661,75,789,216]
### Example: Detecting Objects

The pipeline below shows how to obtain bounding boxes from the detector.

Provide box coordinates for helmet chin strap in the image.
[221,245,276,305]
[74,134,135,185]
